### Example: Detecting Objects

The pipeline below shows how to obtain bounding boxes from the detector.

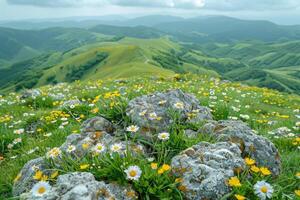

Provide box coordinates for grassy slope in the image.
[0,74,299,199]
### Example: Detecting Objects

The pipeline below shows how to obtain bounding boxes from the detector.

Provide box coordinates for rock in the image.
[204,120,281,175]
[184,129,198,138]
[14,116,146,198]
[61,99,81,108]
[171,142,245,200]
[20,89,41,99]
[126,89,212,133]
[20,172,137,200]
[13,157,50,196]
[81,116,114,134]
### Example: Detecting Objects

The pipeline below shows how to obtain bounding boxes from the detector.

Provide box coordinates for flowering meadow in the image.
[0,74,299,199]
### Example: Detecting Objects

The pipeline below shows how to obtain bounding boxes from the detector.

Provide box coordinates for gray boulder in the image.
[20,89,41,99]
[202,120,281,176]
[80,116,115,134]
[13,157,50,196]
[171,142,245,200]
[126,89,212,133]
[20,172,137,200]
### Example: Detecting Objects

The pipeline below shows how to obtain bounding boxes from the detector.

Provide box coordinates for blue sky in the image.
[1,0,300,24]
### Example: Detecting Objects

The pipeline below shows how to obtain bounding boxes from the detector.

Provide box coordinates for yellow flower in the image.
[295,190,300,197]
[251,165,260,173]
[14,173,22,183]
[80,164,90,170]
[162,164,171,171]
[296,172,300,179]
[33,170,43,180]
[150,163,158,170]
[50,171,59,179]
[244,157,255,166]
[260,167,272,176]
[158,168,164,174]
[228,176,242,187]
[91,108,99,114]
[175,178,183,183]
[41,175,48,181]
[235,194,246,200]
[82,143,89,150]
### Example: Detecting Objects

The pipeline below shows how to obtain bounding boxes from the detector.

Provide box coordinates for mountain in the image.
[0,27,113,64]
[0,15,300,94]
[154,16,300,42]
[89,25,163,39]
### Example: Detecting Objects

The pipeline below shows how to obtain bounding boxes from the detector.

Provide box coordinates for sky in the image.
[1,0,300,25]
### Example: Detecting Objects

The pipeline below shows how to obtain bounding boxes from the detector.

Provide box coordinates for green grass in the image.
[0,74,299,199]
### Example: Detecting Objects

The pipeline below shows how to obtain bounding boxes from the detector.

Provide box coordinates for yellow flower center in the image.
[261,186,268,193]
[38,186,46,194]
[129,170,137,177]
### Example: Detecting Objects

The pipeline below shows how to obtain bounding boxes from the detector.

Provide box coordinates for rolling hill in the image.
[0,15,300,94]
[0,37,220,93]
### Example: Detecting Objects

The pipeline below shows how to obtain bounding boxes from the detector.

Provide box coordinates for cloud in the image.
[6,0,300,10]
[7,0,205,8]
[204,0,300,11]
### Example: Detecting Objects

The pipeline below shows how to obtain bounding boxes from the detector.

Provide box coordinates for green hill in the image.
[0,37,219,93]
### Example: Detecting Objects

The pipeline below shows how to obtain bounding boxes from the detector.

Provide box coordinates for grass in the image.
[0,74,299,199]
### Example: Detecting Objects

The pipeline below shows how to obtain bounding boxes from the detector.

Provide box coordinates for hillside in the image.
[0,37,220,93]
[0,74,299,199]
[0,16,300,95]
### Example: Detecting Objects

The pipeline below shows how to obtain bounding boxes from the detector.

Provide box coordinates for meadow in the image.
[0,74,299,199]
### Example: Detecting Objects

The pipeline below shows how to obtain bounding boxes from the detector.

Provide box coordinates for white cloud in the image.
[7,0,205,8]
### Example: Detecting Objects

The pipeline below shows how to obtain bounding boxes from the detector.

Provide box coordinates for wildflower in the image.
[94,143,105,153]
[110,143,123,153]
[174,102,184,109]
[228,176,242,187]
[14,173,22,183]
[251,165,260,173]
[161,164,171,171]
[295,190,300,197]
[80,164,90,170]
[260,167,271,176]
[151,163,158,170]
[235,194,246,200]
[66,145,76,153]
[158,168,165,174]
[14,128,24,134]
[82,143,90,150]
[254,181,274,200]
[139,110,147,116]
[149,112,158,120]
[124,166,142,181]
[244,157,255,166]
[296,172,300,179]
[50,171,59,179]
[126,125,139,133]
[31,181,51,197]
[158,100,167,105]
[158,132,170,141]
[46,147,61,159]
[33,170,43,180]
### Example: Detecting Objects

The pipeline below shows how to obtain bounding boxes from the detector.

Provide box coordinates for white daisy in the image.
[174,102,184,109]
[110,143,123,153]
[94,143,105,153]
[46,147,62,159]
[14,128,24,134]
[158,132,170,141]
[126,125,139,133]
[148,112,157,120]
[66,145,76,153]
[124,165,142,181]
[254,181,274,200]
[31,181,51,197]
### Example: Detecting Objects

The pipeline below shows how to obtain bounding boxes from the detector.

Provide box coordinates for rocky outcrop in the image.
[171,142,245,200]
[126,89,212,133]
[13,116,145,197]
[20,89,41,99]
[201,120,281,175]
[20,172,137,200]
